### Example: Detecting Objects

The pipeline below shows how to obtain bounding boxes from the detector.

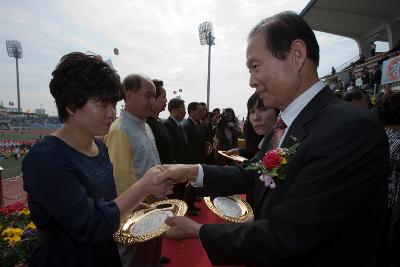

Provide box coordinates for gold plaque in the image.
[204,195,253,223]
[218,150,248,163]
[114,199,187,245]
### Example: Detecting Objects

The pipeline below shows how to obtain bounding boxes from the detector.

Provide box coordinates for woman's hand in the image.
[140,165,175,198]
[133,202,151,211]
[156,164,199,185]
[116,165,175,220]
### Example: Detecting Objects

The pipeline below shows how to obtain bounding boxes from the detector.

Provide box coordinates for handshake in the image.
[140,164,199,198]
[132,164,203,239]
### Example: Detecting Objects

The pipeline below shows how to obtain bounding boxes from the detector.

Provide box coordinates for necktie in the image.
[270,116,287,149]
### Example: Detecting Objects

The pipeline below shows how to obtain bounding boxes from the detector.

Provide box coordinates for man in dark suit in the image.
[163,98,190,200]
[183,102,206,164]
[182,102,206,214]
[160,11,389,267]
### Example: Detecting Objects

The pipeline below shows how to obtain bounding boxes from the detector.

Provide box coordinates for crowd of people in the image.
[0,114,61,129]
[19,11,400,267]
[327,39,400,97]
[0,139,37,160]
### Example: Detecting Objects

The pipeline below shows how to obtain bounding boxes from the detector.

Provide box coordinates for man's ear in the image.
[290,39,307,71]
[124,89,135,100]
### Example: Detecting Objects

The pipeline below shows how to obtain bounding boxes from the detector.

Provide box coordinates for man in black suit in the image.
[182,102,206,214]
[183,102,206,164]
[163,98,190,200]
[160,11,389,267]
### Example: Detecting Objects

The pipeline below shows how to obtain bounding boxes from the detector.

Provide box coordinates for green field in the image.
[1,156,25,179]
[1,130,47,179]
[0,132,42,141]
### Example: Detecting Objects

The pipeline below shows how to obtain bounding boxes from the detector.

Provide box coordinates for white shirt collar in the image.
[278,80,325,146]
[280,80,325,129]
[189,117,199,125]
[170,116,181,127]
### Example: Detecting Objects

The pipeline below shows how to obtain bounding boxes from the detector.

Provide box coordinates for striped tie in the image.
[270,116,287,149]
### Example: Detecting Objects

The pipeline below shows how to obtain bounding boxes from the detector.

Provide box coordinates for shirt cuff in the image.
[191,164,204,187]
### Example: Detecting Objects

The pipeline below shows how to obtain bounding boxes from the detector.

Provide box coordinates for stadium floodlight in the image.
[198,21,215,110]
[6,40,23,113]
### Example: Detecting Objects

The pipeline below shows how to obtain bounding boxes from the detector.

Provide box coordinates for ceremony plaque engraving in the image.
[114,199,187,244]
[204,195,253,222]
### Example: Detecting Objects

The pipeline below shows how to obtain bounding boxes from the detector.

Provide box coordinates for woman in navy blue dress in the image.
[22,52,173,267]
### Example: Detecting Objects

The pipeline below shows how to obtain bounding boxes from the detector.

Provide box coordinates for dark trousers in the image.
[184,184,197,210]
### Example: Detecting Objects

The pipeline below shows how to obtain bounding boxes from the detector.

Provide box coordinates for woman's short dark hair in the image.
[152,79,165,98]
[248,11,320,66]
[376,92,400,126]
[49,52,122,122]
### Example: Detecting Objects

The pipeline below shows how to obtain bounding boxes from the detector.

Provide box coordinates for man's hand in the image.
[140,165,175,197]
[164,216,202,239]
[241,214,254,223]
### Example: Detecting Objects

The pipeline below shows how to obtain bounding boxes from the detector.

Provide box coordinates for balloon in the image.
[173,91,177,94]
[179,89,182,92]
[113,48,119,55]
[9,101,14,106]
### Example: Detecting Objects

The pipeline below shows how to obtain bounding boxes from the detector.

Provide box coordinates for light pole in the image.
[6,40,23,113]
[198,21,215,110]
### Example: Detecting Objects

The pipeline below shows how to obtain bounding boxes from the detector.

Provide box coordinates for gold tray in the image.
[204,195,253,223]
[114,199,187,245]
[218,150,248,163]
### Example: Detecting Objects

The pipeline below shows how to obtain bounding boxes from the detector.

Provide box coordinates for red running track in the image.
[161,199,243,267]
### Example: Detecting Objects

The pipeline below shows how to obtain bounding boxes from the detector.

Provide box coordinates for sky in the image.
[0,0,388,120]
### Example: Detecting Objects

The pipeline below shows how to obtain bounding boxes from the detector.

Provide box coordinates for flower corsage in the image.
[246,143,300,189]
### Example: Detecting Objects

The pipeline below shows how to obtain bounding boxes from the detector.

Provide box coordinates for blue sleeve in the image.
[22,144,120,244]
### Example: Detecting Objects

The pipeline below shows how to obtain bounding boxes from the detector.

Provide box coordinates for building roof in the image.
[300,0,400,52]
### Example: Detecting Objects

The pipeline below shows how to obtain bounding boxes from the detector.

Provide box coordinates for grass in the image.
[1,130,51,180]
[0,132,41,141]
[0,156,25,179]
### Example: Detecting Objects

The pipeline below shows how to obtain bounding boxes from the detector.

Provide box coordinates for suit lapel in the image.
[253,87,335,210]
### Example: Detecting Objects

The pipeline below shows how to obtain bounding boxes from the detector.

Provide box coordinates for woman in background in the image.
[226,93,277,160]
[147,79,175,164]
[215,108,242,165]
[22,52,173,267]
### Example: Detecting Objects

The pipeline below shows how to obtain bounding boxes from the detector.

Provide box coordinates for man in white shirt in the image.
[105,74,162,267]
